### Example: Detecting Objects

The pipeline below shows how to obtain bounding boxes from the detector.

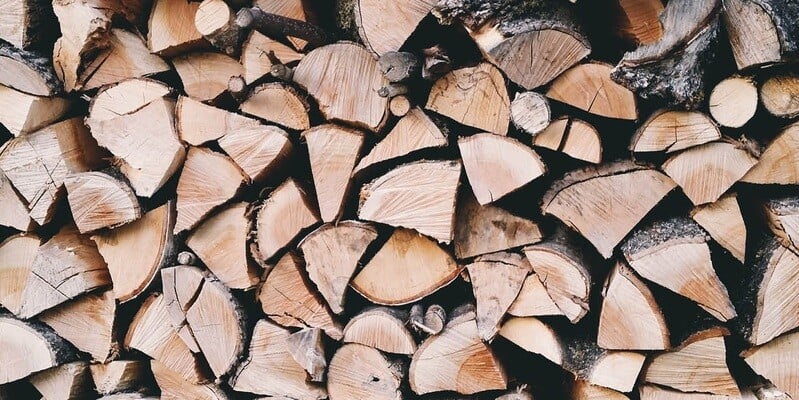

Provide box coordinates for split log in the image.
[409,310,507,395]
[640,385,745,400]
[76,29,170,91]
[229,319,327,399]
[254,179,321,262]
[0,315,77,385]
[614,0,665,45]
[353,107,447,174]
[0,85,70,137]
[92,202,176,302]
[327,343,403,400]
[630,110,721,153]
[453,188,543,260]
[90,360,148,396]
[722,0,799,69]
[88,78,171,121]
[240,31,303,84]
[147,0,206,56]
[621,217,736,321]
[691,194,747,263]
[760,73,799,119]
[293,42,387,131]
[511,92,551,137]
[299,221,378,314]
[459,133,546,205]
[251,0,321,50]
[643,327,739,396]
[0,42,62,96]
[351,228,460,306]
[709,76,758,128]
[466,252,531,341]
[0,172,34,231]
[99,394,159,400]
[742,330,799,399]
[359,160,461,244]
[0,234,40,314]
[304,125,365,222]
[65,172,141,234]
[355,0,434,55]
[541,161,677,258]
[547,62,637,120]
[258,252,343,340]
[612,0,721,107]
[0,0,56,50]
[176,96,250,146]
[764,196,799,252]
[573,380,630,400]
[241,83,310,130]
[160,265,204,353]
[534,117,602,164]
[598,261,670,350]
[662,140,757,205]
[507,272,563,318]
[287,328,327,382]
[217,123,293,183]
[173,52,244,101]
[151,360,229,400]
[741,121,799,185]
[342,307,417,355]
[426,62,510,135]
[29,361,91,400]
[195,0,242,56]
[38,290,117,362]
[174,147,246,234]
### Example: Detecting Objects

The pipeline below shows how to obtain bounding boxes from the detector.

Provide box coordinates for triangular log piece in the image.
[241,83,310,131]
[742,330,799,399]
[253,0,318,50]
[614,0,664,45]
[354,0,433,55]
[38,290,117,362]
[65,171,141,234]
[506,272,563,318]
[0,315,77,385]
[77,29,170,91]
[161,265,204,353]
[240,31,302,84]
[639,384,745,400]
[722,0,784,70]
[29,361,91,400]
[342,307,417,355]
[287,328,327,382]
[630,110,721,153]
[151,360,229,400]
[0,41,62,96]
[709,76,758,128]
[172,52,244,101]
[254,179,321,262]
[327,343,403,400]
[760,73,799,119]
[0,234,40,315]
[691,193,747,263]
[741,121,799,185]
[89,360,148,396]
[0,171,34,231]
[88,78,171,121]
[466,252,531,341]
[175,96,255,146]
[572,380,630,400]
[217,123,292,182]
[0,85,70,137]
[511,91,551,136]
[534,117,602,164]
[147,0,207,57]
[547,62,637,120]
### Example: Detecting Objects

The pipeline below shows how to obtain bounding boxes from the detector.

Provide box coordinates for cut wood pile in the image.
[3,0,799,399]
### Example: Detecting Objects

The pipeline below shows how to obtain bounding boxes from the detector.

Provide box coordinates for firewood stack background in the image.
[1,0,799,399]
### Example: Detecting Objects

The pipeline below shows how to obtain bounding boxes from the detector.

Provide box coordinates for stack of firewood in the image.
[2,0,799,399]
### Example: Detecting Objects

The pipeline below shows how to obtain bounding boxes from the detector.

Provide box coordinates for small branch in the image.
[235,7,330,48]
[227,75,248,103]
[177,251,197,266]
[270,64,294,82]
[378,51,421,82]
[378,83,408,98]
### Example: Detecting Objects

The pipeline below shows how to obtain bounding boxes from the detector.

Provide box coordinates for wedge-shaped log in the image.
[255,179,321,262]
[77,29,170,91]
[304,125,364,222]
[0,42,62,96]
[241,31,303,83]
[173,52,243,101]
[467,252,531,341]
[691,194,747,262]
[631,110,721,153]
[0,234,40,315]
[30,361,91,400]
[355,0,434,55]
[328,343,403,400]
[38,290,117,362]
[343,307,417,355]
[147,0,206,56]
[242,83,310,131]
[547,62,637,120]
[65,172,141,234]
[287,328,326,382]
[507,272,563,318]
[743,330,799,399]
[0,172,34,231]
[534,117,602,164]
[90,360,148,396]
[152,360,229,400]
[0,315,77,385]
[741,121,799,185]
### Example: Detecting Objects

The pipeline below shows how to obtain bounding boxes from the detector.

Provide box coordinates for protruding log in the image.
[151,360,229,400]
[217,123,292,182]
[547,62,637,120]
[247,0,323,50]
[0,315,77,385]
[293,42,387,131]
[355,0,434,55]
[241,31,303,84]
[423,305,447,335]
[287,328,327,382]
[426,62,510,135]
[409,311,507,395]
[573,380,630,400]
[90,360,148,396]
[378,52,421,83]
[691,194,747,262]
[241,83,310,130]
[87,96,185,198]
[454,189,543,260]
[598,261,670,350]
[0,0,56,50]
[467,252,530,341]
[65,172,141,234]
[0,234,40,314]
[299,221,378,314]
[195,0,242,56]
[459,133,546,205]
[542,161,677,258]
[507,272,563,317]
[343,307,417,355]
[630,110,721,153]
[389,95,412,117]
[662,140,757,205]
[761,73,799,119]
[709,76,758,128]
[77,29,170,91]
[173,52,244,101]
[29,361,91,400]
[88,78,171,121]
[92,202,176,302]
[511,92,551,136]
[175,147,246,234]
[38,290,117,362]
[743,330,799,399]
[147,0,206,56]
[258,252,343,340]
[622,217,736,321]
[0,85,70,137]
[255,179,321,262]
[535,117,602,164]
[328,343,402,400]
[359,160,461,244]
[614,0,665,45]
[304,125,365,222]
[229,319,327,399]
[741,122,799,185]
[161,265,203,353]
[187,202,259,290]
[0,42,62,96]
[643,327,740,396]
[0,172,34,231]
[351,228,460,306]
[722,0,799,70]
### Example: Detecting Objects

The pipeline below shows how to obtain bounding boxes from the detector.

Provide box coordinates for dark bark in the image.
[236,7,330,49]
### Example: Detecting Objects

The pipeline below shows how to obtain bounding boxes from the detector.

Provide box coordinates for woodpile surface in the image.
[2,0,799,399]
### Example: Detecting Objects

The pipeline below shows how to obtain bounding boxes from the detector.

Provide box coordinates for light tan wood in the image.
[542,161,677,258]
[499,316,563,365]
[523,238,592,323]
[147,0,206,56]
[195,0,240,56]
[722,0,782,70]
[410,312,507,395]
[598,261,669,350]
[287,328,326,382]
[691,194,747,262]
[743,330,799,399]
[151,360,229,400]
[615,0,665,45]
[255,179,321,262]
[511,91,551,136]
[259,252,343,340]
[0,234,39,315]
[641,385,747,400]
[293,42,387,131]
[98,394,160,400]
[0,315,76,385]
[573,380,630,400]
[0,85,70,136]
[299,221,378,314]
[507,272,563,317]
[217,123,293,182]
[65,172,141,234]
[459,133,546,205]
[351,228,460,305]
[662,140,757,205]
[547,62,637,120]
[389,95,412,116]
[0,172,34,231]
[173,52,244,101]
[426,62,510,135]
[90,360,148,395]
[304,125,365,222]
[0,42,62,96]
[240,31,303,84]
[761,73,799,119]
[38,290,116,362]
[467,252,530,341]
[359,160,461,244]
[631,110,721,153]
[29,361,91,400]
[709,76,758,128]
[589,351,648,393]
[355,0,434,55]
[241,83,310,130]
[746,239,799,345]
[175,147,246,233]
[741,122,799,185]
[160,265,203,353]
[92,202,175,302]
[327,343,402,400]
[77,29,170,91]
[343,307,417,355]
[88,78,171,121]
[230,319,326,399]
[176,95,250,146]
[535,117,602,163]
[0,0,51,50]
